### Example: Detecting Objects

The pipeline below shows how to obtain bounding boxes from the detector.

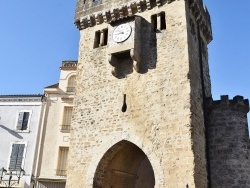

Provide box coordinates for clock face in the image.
[112,23,132,43]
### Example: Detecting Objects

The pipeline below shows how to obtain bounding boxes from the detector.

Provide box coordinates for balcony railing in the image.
[61,125,71,132]
[66,87,75,92]
[56,169,67,177]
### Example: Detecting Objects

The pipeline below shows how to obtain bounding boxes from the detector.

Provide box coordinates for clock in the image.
[112,23,132,43]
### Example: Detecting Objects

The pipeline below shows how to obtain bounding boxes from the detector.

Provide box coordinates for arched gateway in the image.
[93,140,155,188]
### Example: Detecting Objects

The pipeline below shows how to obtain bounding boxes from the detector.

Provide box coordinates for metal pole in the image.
[8,172,12,188]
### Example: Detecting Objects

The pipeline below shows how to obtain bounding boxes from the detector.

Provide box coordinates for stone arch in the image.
[67,75,76,87]
[86,132,164,187]
[93,140,155,188]
[66,75,76,92]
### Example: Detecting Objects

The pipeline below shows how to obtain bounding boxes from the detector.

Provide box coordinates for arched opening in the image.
[67,75,76,92]
[93,140,155,188]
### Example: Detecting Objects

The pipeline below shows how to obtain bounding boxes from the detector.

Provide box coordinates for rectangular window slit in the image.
[103,29,108,46]
[160,12,166,30]
[94,30,101,48]
[151,14,157,32]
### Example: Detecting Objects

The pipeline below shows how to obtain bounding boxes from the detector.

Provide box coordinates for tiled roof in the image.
[44,83,59,89]
[0,94,44,98]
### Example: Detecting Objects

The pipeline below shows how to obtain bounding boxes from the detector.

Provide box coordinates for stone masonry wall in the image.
[206,96,250,187]
[67,1,210,188]
[186,2,212,187]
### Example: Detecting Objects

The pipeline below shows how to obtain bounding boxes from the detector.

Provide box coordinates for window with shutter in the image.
[16,111,30,131]
[9,144,25,171]
[61,107,72,132]
[16,112,24,130]
[67,76,76,92]
[56,147,69,176]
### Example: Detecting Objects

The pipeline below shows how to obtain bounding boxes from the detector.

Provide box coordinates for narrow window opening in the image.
[151,14,157,32]
[94,29,108,48]
[103,29,108,46]
[121,94,127,113]
[160,12,166,30]
[94,30,101,48]
[22,112,29,130]
[151,12,165,32]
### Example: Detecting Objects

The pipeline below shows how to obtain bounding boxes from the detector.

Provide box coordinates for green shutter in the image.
[16,112,24,130]
[9,144,25,171]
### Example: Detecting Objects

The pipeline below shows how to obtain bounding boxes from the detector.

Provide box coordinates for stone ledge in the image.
[60,61,78,70]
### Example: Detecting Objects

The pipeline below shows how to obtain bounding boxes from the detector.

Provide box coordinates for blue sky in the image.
[0,1,249,104]
[0,1,79,94]
[204,1,250,101]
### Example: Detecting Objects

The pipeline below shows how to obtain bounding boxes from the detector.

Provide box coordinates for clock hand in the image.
[115,32,124,35]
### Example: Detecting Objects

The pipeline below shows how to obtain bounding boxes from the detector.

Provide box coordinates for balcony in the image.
[61,125,71,132]
[56,169,67,177]
[66,87,75,93]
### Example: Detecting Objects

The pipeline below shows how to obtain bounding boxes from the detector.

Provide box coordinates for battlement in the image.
[206,95,250,113]
[74,0,212,42]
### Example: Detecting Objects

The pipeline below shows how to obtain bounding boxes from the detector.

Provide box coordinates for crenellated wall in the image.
[74,0,212,44]
[206,95,250,187]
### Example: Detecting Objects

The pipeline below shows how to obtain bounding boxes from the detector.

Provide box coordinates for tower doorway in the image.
[93,140,155,188]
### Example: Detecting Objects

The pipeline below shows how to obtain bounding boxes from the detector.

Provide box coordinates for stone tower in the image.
[206,95,250,187]
[67,0,213,187]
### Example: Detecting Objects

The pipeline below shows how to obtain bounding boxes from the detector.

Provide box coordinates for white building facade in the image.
[0,95,44,188]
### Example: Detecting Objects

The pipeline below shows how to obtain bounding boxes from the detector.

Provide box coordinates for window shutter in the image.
[57,147,69,176]
[63,107,73,126]
[9,144,19,171]
[16,144,25,170]
[9,144,25,171]
[22,112,30,130]
[16,112,24,130]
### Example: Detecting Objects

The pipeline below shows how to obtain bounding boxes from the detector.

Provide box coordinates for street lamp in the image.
[0,167,7,183]
[0,167,25,187]
[16,168,25,184]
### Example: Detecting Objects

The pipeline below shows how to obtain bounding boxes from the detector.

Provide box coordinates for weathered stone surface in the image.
[206,96,250,188]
